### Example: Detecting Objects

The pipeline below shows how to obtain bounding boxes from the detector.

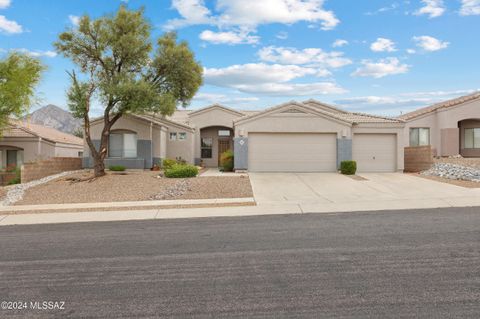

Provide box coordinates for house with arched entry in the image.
[400,92,480,157]
[83,100,406,172]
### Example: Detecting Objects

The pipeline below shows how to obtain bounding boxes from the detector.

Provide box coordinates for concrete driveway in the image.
[249,172,480,212]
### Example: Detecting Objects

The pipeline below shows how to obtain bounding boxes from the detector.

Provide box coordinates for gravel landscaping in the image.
[419,162,480,188]
[15,170,253,205]
[434,157,480,169]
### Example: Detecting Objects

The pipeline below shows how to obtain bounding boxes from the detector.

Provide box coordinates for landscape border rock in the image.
[421,163,480,182]
[0,170,82,206]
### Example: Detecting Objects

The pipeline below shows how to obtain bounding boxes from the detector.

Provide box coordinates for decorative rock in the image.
[421,163,480,182]
[149,179,191,200]
[0,170,83,206]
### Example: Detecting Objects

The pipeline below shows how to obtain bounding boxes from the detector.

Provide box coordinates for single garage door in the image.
[352,134,396,172]
[248,133,337,172]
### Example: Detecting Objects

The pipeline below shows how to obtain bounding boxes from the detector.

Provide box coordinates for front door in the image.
[218,139,231,166]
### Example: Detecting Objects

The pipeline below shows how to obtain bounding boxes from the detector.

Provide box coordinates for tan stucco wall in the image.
[404,98,480,156]
[0,137,55,161]
[235,112,352,138]
[165,124,194,164]
[90,115,153,140]
[353,124,405,171]
[55,143,83,157]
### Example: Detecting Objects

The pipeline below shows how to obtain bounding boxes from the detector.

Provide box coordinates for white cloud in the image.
[351,57,409,78]
[0,15,23,34]
[14,48,57,58]
[370,38,397,52]
[68,15,80,26]
[332,39,348,47]
[365,3,399,15]
[235,82,346,96]
[257,46,352,69]
[406,48,416,54]
[203,63,345,96]
[215,0,339,30]
[334,89,478,115]
[0,0,11,9]
[205,63,316,85]
[276,31,288,40]
[199,29,259,45]
[165,0,213,29]
[414,0,445,18]
[413,35,449,51]
[165,0,340,31]
[460,0,480,15]
[194,92,259,104]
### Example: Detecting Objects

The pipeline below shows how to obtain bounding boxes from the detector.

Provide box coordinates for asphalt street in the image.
[1,207,479,318]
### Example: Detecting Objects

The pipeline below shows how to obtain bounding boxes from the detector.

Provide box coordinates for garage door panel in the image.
[249,133,337,172]
[353,134,396,172]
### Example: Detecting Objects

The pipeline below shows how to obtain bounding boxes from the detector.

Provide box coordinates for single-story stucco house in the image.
[400,92,480,157]
[83,100,405,173]
[0,120,83,169]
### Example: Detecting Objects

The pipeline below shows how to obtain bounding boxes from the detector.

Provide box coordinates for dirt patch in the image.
[434,157,480,169]
[0,187,6,202]
[410,173,480,188]
[15,170,253,205]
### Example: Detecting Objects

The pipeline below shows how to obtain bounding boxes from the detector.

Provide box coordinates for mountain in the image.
[26,105,82,135]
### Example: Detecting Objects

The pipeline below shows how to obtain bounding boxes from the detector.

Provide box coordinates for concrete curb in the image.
[0,197,256,214]
[1,196,480,226]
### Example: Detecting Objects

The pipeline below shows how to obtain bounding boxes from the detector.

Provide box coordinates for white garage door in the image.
[353,134,397,172]
[248,133,337,172]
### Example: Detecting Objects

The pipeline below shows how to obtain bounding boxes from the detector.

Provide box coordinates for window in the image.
[218,130,231,137]
[201,137,213,158]
[465,128,480,148]
[169,132,177,141]
[409,128,430,146]
[109,132,137,158]
[178,132,187,140]
[78,151,83,157]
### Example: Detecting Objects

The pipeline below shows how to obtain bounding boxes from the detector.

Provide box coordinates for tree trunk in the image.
[93,156,106,177]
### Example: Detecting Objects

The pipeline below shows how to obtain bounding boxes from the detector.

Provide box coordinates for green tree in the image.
[55,6,203,177]
[0,53,44,133]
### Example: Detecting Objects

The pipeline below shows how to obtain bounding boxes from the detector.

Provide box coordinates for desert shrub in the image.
[162,158,177,170]
[109,165,126,171]
[164,164,198,178]
[7,167,21,185]
[340,160,357,175]
[220,150,234,172]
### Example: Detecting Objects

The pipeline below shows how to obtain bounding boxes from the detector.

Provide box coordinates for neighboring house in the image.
[400,92,480,157]
[0,120,83,169]
[83,100,405,172]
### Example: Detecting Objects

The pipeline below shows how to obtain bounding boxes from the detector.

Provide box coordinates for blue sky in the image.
[1,0,479,116]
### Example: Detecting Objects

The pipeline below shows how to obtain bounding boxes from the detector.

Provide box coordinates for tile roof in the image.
[399,92,480,121]
[5,120,83,145]
[304,99,402,123]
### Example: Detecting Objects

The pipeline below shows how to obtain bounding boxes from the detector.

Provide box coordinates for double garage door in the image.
[248,133,337,172]
[248,132,397,172]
